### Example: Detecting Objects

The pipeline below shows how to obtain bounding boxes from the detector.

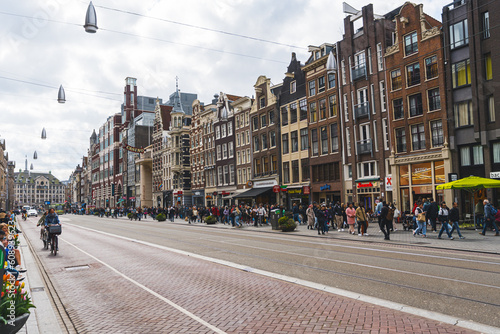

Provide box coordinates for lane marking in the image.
[60,237,227,334]
[200,237,500,289]
[63,222,500,334]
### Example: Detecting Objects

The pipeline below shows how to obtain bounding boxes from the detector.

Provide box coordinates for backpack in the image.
[386,208,394,221]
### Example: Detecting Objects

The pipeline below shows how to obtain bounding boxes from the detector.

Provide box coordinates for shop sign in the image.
[213,192,218,196]
[177,191,183,195]
[490,172,500,179]
[449,173,459,181]
[303,186,310,194]
[122,143,145,153]
[246,181,253,188]
[385,176,393,192]
[194,191,201,196]
[254,180,278,188]
[287,189,302,194]
[320,184,331,191]
[357,182,373,188]
[273,185,280,193]
[205,195,212,199]
[221,191,230,196]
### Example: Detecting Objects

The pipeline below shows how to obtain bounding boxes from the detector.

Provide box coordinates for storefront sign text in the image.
[320,184,331,191]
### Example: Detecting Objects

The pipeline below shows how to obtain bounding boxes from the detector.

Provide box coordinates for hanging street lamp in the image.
[30,164,34,170]
[41,127,47,139]
[326,50,337,74]
[33,151,38,160]
[84,1,98,33]
[57,85,66,103]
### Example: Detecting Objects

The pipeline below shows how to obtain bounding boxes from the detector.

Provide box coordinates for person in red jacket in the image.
[211,206,220,222]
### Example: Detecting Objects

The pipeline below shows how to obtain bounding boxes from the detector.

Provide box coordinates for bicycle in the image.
[44,224,61,255]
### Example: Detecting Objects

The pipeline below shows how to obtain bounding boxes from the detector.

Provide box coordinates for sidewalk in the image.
[110,214,500,254]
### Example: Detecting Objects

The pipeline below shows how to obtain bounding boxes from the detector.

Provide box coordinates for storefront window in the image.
[399,165,409,186]
[400,188,410,212]
[412,162,432,185]
[434,160,445,184]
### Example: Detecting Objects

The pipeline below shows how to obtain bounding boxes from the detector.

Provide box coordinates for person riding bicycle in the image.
[44,209,61,248]
[21,208,27,220]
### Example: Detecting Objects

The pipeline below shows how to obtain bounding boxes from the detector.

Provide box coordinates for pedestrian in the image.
[346,202,356,235]
[448,202,465,239]
[334,202,343,231]
[426,198,439,232]
[315,204,327,235]
[413,202,427,237]
[306,204,315,230]
[355,203,368,236]
[480,199,499,236]
[437,202,453,240]
[379,201,391,240]
[475,200,484,228]
[257,204,266,226]
[292,203,301,225]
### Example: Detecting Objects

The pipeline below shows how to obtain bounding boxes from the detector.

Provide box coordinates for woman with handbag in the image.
[413,202,427,237]
[355,203,368,236]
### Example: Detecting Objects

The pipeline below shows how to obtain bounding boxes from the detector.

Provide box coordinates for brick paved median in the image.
[24,220,479,333]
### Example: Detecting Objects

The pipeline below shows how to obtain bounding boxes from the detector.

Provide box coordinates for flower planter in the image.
[0,313,30,334]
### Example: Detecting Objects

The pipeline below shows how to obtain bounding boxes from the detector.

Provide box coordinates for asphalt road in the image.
[20,214,500,333]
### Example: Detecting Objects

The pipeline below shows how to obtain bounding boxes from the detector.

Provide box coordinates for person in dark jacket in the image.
[315,204,327,235]
[379,202,390,240]
[292,203,301,224]
[426,198,439,232]
[449,202,464,239]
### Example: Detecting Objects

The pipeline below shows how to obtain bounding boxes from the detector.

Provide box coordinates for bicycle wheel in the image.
[51,235,56,255]
[53,235,58,256]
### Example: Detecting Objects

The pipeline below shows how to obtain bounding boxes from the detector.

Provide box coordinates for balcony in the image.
[357,139,373,155]
[354,102,370,119]
[351,65,366,81]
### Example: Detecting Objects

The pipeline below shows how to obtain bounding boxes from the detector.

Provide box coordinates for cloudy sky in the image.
[0,0,443,180]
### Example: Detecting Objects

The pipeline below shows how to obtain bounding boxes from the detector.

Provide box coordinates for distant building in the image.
[14,167,65,208]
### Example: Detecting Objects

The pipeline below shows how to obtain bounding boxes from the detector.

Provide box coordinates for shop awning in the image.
[232,187,273,199]
[222,189,246,199]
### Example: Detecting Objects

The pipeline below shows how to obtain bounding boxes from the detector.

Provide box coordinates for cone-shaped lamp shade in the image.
[326,51,337,74]
[33,151,38,160]
[41,127,47,139]
[57,85,66,103]
[84,1,98,33]
[30,164,34,170]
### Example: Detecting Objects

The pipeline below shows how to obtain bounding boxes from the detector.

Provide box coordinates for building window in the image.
[290,102,297,124]
[341,59,346,85]
[454,100,473,127]
[328,73,336,89]
[292,160,299,183]
[404,31,418,56]
[290,81,296,93]
[452,59,471,88]
[253,136,259,152]
[259,97,266,109]
[311,129,318,156]
[229,142,234,158]
[320,126,328,155]
[217,145,221,160]
[237,152,241,165]
[283,162,290,183]
[493,142,500,163]
[252,116,258,131]
[300,128,308,150]
[281,106,288,126]
[425,89,440,113]
[260,114,267,128]
[425,55,438,80]
[254,159,261,176]
[379,81,386,112]
[330,123,338,152]
[482,12,490,39]
[228,122,232,135]
[450,20,468,49]
[308,80,316,96]
[318,76,325,93]
[261,133,268,150]
[408,93,423,117]
[301,158,310,180]
[473,145,484,165]
[291,130,298,153]
[382,118,389,151]
[216,126,220,139]
[328,95,337,117]
[430,120,444,147]
[272,155,277,173]
[319,99,327,120]
[230,165,235,184]
[299,99,307,121]
[222,143,227,159]
[411,124,425,151]
[218,166,223,185]
[270,130,276,147]
[485,53,492,80]
[357,161,377,178]
[269,110,275,124]
[391,69,402,91]
[488,96,495,122]
[376,43,383,71]
[396,128,406,153]
[406,62,421,87]
[392,98,404,120]
[346,127,351,155]
[262,156,269,174]
[309,102,317,123]
[343,94,349,121]
[282,134,289,154]
[221,124,227,138]
[236,133,241,147]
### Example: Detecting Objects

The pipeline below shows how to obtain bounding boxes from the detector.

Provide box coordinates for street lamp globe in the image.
[57,85,66,103]
[33,151,38,160]
[41,127,47,139]
[326,51,337,74]
[84,1,98,33]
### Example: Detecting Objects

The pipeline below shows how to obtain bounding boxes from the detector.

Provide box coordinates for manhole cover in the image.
[65,265,90,271]
[31,287,45,292]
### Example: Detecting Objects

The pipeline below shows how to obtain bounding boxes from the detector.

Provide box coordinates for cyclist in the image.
[21,208,27,221]
[44,208,61,251]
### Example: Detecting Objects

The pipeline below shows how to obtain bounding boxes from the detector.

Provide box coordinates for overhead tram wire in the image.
[0,10,289,64]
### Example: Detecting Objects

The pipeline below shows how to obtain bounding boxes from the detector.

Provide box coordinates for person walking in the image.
[345,203,356,235]
[306,204,315,230]
[480,199,500,236]
[413,202,427,237]
[426,198,439,232]
[334,202,343,231]
[315,204,327,235]
[355,203,368,236]
[379,202,391,240]
[437,202,453,240]
[292,203,301,225]
[449,202,465,239]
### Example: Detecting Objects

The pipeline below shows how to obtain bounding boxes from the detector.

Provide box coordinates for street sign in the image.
[273,185,280,193]
[45,201,51,205]
[385,176,393,191]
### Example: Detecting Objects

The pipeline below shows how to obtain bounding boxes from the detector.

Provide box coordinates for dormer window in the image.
[259,97,266,109]
[290,81,296,94]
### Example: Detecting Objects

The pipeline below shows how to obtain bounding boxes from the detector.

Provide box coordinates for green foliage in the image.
[204,215,217,224]
[278,216,289,226]
[156,213,167,222]
[279,218,297,232]
[127,213,132,219]
[56,210,64,215]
